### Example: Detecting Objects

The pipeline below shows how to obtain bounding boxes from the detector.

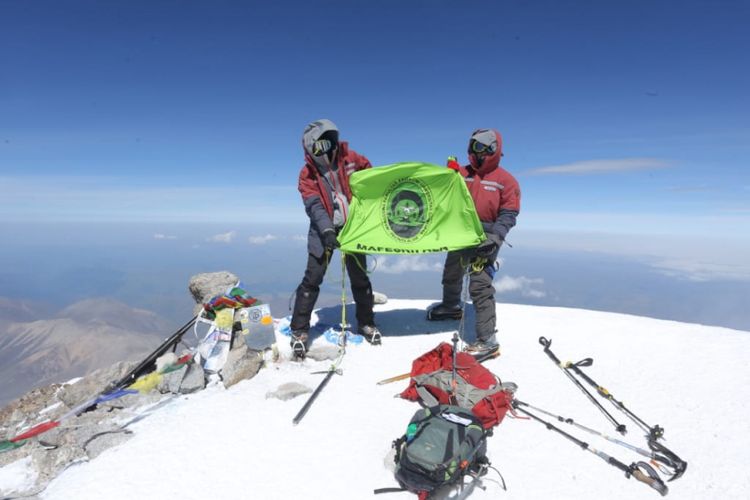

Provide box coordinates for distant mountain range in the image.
[0,297,50,324]
[0,297,175,407]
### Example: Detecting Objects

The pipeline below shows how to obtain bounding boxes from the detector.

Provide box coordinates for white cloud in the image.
[292,235,307,242]
[518,211,750,240]
[524,158,669,176]
[374,255,443,274]
[650,259,750,282]
[494,275,546,298]
[248,234,278,245]
[153,233,177,240]
[514,228,750,282]
[206,231,236,244]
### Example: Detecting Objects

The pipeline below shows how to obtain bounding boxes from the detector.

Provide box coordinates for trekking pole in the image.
[456,265,471,346]
[338,249,350,349]
[513,400,685,480]
[648,439,687,481]
[511,401,668,496]
[77,315,198,415]
[565,358,659,438]
[376,349,500,385]
[450,332,459,404]
[563,358,687,481]
[538,337,627,435]
[108,315,198,392]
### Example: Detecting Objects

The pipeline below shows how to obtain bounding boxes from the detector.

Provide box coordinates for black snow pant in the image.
[441,251,496,341]
[291,251,374,333]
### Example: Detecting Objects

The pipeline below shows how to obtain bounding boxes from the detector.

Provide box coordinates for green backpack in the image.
[391,404,489,499]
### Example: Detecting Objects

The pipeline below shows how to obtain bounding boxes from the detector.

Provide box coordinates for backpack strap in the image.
[372,487,430,500]
[373,487,407,495]
[392,434,407,458]
[416,385,440,407]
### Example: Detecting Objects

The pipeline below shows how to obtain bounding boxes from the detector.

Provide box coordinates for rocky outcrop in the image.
[188,271,239,308]
[0,271,270,498]
[220,344,263,389]
[0,366,165,498]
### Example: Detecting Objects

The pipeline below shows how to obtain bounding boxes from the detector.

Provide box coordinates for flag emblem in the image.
[383,177,433,241]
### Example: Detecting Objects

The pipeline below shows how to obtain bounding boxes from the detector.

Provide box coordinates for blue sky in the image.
[1,1,749,329]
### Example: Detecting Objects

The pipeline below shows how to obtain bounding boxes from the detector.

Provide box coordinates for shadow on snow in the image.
[311,302,478,342]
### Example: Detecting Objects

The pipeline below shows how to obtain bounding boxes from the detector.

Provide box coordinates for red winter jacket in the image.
[298,141,371,257]
[452,129,521,243]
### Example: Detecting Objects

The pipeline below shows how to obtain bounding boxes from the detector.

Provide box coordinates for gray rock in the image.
[26,445,84,497]
[83,429,134,459]
[7,411,138,496]
[265,382,312,401]
[0,439,30,468]
[0,384,65,434]
[57,361,135,408]
[306,344,340,362]
[60,414,121,449]
[220,344,262,389]
[373,291,388,305]
[157,365,187,394]
[14,428,89,496]
[188,271,239,305]
[179,363,205,394]
[231,324,246,351]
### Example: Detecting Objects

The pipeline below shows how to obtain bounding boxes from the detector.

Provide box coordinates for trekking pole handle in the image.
[631,465,669,496]
[538,336,563,365]
[573,357,594,367]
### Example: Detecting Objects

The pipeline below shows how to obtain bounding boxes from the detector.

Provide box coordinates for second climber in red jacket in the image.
[427,128,521,354]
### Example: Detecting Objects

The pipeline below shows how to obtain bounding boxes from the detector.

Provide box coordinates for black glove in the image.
[475,236,500,258]
[322,229,339,251]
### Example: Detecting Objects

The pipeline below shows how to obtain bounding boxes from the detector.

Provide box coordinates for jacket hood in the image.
[468,128,503,175]
[302,119,340,171]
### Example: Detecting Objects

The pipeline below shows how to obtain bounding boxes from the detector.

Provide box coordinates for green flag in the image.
[338,162,484,254]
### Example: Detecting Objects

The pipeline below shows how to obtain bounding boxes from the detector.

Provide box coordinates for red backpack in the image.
[400,342,513,429]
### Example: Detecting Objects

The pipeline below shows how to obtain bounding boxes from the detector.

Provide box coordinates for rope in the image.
[352,251,377,274]
[470,257,488,274]
[345,249,376,275]
[326,251,350,369]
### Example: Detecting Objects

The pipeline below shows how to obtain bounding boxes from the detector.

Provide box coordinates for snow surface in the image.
[0,456,37,495]
[27,301,750,499]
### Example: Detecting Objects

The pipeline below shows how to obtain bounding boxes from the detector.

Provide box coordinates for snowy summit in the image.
[3,299,749,500]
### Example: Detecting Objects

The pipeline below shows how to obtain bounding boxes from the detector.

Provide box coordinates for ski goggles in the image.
[312,139,335,156]
[470,139,497,155]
